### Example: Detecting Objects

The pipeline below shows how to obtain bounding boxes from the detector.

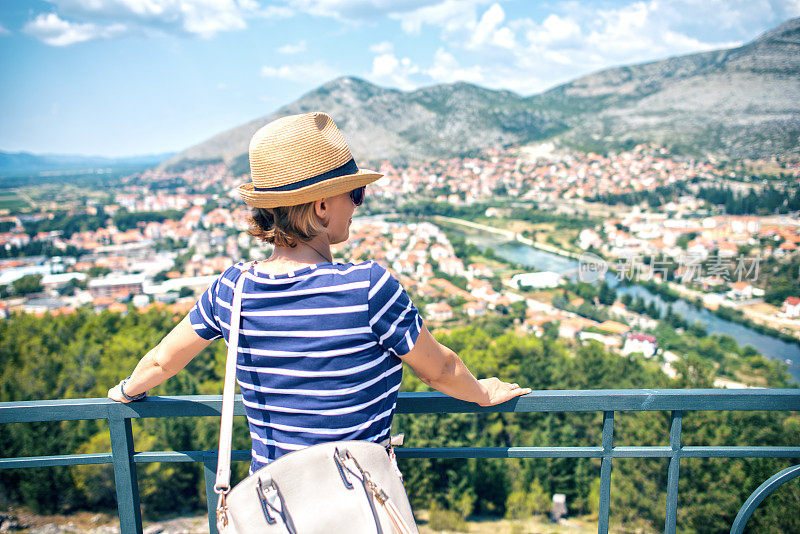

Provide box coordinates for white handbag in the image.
[213,271,418,534]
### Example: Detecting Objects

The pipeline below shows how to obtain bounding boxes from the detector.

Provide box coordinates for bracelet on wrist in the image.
[120,377,147,401]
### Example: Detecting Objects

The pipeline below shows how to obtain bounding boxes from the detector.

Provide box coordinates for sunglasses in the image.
[349,186,366,206]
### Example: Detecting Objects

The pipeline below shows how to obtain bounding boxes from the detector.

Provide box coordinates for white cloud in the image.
[286,0,459,21]
[472,4,516,49]
[470,3,505,47]
[0,22,10,35]
[23,12,126,46]
[277,39,307,54]
[491,26,515,49]
[569,2,741,67]
[369,40,393,53]
[786,0,800,15]
[260,61,340,83]
[180,1,248,37]
[24,0,282,42]
[260,5,295,18]
[346,0,797,97]
[426,47,483,84]
[391,0,491,35]
[368,51,420,90]
[370,0,784,97]
[525,14,581,47]
[371,53,399,77]
[454,0,755,94]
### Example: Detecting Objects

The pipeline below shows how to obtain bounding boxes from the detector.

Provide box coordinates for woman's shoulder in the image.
[326,259,375,275]
[323,260,396,287]
[216,261,250,283]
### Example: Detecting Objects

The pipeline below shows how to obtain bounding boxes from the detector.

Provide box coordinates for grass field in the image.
[0,191,29,210]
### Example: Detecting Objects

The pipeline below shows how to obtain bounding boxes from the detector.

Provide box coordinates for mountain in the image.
[159,78,562,173]
[530,17,800,157]
[161,18,800,172]
[0,151,175,177]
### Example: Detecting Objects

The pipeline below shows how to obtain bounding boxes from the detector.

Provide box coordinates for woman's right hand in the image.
[108,382,129,403]
[477,377,531,406]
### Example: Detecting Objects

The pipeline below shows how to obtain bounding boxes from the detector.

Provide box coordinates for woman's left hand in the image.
[107,382,129,403]
[477,377,531,406]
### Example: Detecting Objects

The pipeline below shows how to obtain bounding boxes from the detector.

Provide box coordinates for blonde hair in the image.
[247,202,325,247]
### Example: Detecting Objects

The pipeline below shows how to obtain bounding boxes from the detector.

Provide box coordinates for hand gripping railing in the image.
[1,389,799,534]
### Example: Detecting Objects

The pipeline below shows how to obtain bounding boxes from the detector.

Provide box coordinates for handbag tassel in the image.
[216,491,229,531]
[383,497,415,534]
[371,485,415,534]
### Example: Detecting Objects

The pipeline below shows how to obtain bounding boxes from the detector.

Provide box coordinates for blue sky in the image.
[1,0,798,157]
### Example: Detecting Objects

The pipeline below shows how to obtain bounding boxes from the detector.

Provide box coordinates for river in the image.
[463,234,800,383]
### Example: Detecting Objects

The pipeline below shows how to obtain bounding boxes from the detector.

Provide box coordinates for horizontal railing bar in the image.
[3,445,799,471]
[612,447,673,458]
[394,390,800,414]
[680,446,800,458]
[132,451,251,463]
[396,447,605,459]
[0,453,113,469]
[2,390,799,424]
[399,447,800,460]
[133,451,206,463]
[0,396,229,423]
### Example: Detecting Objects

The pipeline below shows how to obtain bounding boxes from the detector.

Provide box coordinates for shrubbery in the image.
[1,311,798,532]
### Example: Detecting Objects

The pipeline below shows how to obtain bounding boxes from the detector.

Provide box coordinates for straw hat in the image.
[238,112,382,208]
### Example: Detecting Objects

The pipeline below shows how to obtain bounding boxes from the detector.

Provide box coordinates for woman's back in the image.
[189,260,422,472]
[109,112,529,481]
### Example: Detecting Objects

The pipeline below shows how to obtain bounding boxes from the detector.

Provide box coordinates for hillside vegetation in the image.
[1,308,798,532]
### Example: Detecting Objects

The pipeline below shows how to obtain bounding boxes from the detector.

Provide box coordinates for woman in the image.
[108,112,530,473]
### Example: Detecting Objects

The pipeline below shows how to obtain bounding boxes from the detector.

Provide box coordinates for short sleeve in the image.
[368,262,423,356]
[189,275,223,340]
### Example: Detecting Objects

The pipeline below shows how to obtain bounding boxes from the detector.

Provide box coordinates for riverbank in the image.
[643,279,800,348]
[433,215,582,260]
[439,215,800,348]
[434,215,800,381]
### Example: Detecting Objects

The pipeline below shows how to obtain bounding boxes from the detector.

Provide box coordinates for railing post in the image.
[664,411,682,534]
[108,411,143,534]
[203,450,220,534]
[598,411,614,534]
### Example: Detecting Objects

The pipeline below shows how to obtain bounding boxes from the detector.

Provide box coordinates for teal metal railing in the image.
[2,389,799,534]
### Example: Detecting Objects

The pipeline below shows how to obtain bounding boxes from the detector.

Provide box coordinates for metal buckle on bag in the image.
[334,448,381,495]
[256,478,278,525]
[215,492,229,530]
[256,476,297,533]
[334,447,356,489]
[334,448,371,487]
[373,486,390,505]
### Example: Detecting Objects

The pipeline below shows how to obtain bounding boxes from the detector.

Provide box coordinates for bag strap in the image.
[214,267,248,496]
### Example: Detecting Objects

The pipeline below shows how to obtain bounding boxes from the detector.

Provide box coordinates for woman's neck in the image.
[268,237,332,265]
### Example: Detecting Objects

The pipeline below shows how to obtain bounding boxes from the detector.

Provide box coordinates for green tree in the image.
[12,274,42,295]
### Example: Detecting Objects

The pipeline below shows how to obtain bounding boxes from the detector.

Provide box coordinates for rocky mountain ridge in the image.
[160,17,800,172]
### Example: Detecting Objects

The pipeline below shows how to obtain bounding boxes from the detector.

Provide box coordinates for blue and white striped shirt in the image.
[189,260,422,472]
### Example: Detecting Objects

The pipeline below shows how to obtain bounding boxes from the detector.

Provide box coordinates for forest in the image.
[1,307,799,533]
[587,181,800,216]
